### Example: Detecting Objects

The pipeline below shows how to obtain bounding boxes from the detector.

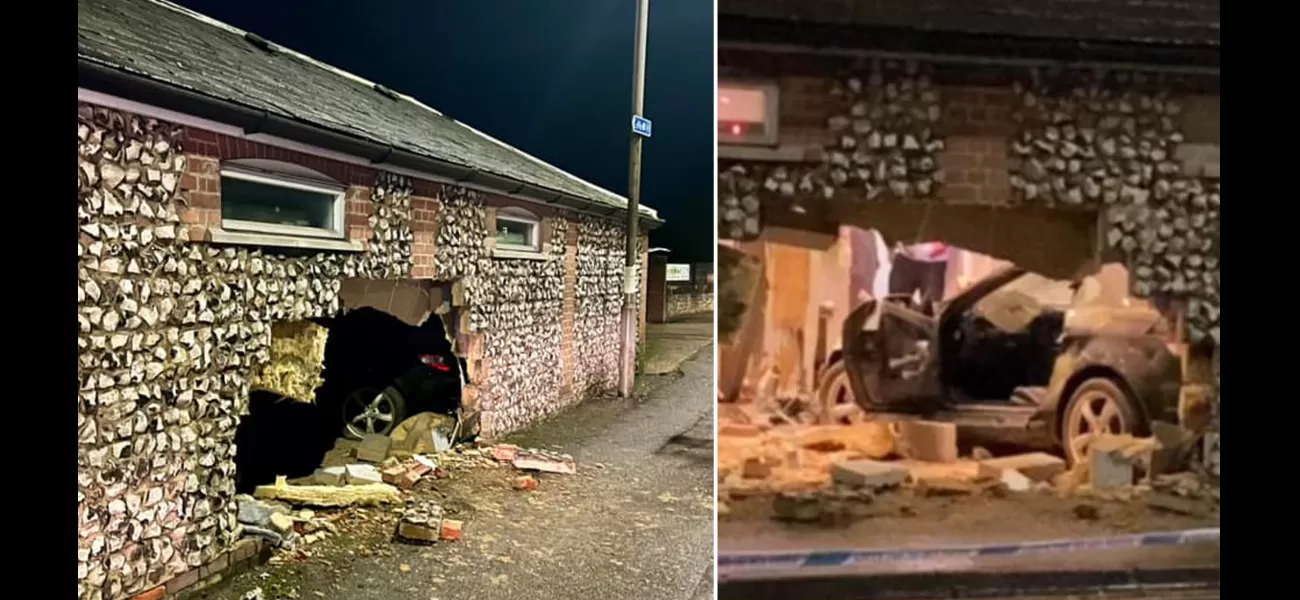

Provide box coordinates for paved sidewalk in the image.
[642,313,713,375]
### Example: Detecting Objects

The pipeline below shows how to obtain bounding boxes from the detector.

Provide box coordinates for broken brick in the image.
[396,501,443,543]
[440,519,463,541]
[741,458,770,479]
[492,444,520,462]
[895,420,958,463]
[396,521,440,543]
[513,450,576,475]
[514,475,538,491]
[905,460,996,484]
[918,478,977,497]
[980,452,1066,482]
[380,466,407,486]
[132,586,165,600]
[719,423,762,437]
[397,471,421,490]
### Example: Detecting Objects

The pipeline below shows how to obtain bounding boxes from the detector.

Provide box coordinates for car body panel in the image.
[840,265,1183,441]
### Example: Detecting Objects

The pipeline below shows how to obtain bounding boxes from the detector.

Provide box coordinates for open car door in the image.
[840,296,942,414]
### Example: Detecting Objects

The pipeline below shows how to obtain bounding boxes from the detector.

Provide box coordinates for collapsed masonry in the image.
[76,105,640,600]
[718,408,1219,524]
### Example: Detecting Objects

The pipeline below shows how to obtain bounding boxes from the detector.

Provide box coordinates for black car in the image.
[820,266,1187,464]
[313,307,465,440]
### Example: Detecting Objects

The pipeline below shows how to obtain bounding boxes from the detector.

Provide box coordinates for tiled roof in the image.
[79,0,647,214]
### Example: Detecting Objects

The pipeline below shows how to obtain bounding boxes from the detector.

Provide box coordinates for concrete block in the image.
[998,469,1033,492]
[313,466,346,486]
[357,434,392,463]
[268,513,294,534]
[344,464,383,485]
[979,452,1066,482]
[895,420,958,463]
[831,459,907,489]
[1089,436,1138,489]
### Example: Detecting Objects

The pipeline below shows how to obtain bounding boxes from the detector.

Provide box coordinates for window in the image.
[494,208,541,253]
[718,80,779,146]
[219,159,346,240]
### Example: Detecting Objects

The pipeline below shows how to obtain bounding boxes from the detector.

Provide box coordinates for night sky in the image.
[172,0,715,262]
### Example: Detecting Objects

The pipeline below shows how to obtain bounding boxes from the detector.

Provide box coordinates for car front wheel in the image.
[342,386,407,440]
[815,361,871,424]
[1062,377,1141,465]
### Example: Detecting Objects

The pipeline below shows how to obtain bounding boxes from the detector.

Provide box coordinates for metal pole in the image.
[619,0,650,397]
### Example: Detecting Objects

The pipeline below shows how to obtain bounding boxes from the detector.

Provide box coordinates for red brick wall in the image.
[409,180,443,279]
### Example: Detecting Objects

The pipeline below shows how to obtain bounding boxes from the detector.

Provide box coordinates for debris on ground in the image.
[717,390,1220,524]
[440,519,463,541]
[514,475,539,491]
[241,587,266,600]
[226,429,592,576]
[396,501,444,543]
[390,412,457,456]
[357,434,393,463]
[511,449,577,474]
[492,444,520,462]
[254,476,402,507]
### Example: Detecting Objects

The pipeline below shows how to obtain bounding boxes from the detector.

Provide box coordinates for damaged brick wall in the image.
[718,55,1219,341]
[718,54,1220,464]
[77,105,398,600]
[77,103,644,600]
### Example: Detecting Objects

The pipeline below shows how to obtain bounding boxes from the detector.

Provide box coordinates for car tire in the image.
[1061,377,1142,465]
[815,360,872,424]
[341,385,407,440]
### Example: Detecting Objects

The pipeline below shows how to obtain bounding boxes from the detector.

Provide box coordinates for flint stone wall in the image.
[77,103,639,600]
[666,283,715,319]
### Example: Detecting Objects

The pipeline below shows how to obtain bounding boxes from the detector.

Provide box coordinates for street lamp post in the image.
[619,0,650,398]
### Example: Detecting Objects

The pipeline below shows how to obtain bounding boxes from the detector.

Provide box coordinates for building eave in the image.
[78,57,665,228]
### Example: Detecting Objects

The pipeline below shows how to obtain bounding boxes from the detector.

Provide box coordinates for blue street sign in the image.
[632,115,652,138]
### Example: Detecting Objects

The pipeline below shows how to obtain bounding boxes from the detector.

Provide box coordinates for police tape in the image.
[718,527,1221,572]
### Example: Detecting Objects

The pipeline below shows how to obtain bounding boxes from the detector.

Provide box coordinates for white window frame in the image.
[219,162,347,240]
[494,207,542,253]
[718,79,780,147]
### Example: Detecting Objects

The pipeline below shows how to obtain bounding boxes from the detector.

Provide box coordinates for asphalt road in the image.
[202,345,716,600]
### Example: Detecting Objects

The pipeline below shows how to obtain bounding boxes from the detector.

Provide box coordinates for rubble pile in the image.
[718,401,1219,522]
[235,495,341,549]
[233,423,582,556]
